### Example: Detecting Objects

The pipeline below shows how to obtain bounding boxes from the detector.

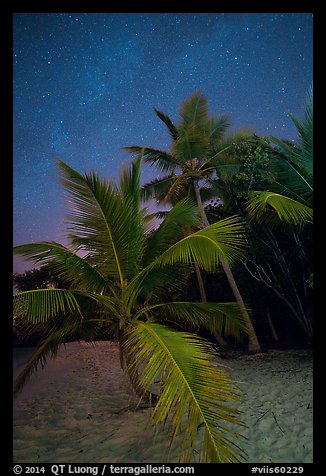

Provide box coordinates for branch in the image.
[272,412,285,433]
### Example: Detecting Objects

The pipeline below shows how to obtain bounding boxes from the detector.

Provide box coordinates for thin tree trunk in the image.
[266,308,279,342]
[193,181,261,353]
[194,261,227,346]
[194,261,207,303]
[244,259,312,338]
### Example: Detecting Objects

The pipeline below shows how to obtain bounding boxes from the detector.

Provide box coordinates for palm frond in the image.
[123,146,180,173]
[13,288,122,336]
[13,316,90,397]
[57,159,143,283]
[144,198,200,264]
[136,302,248,341]
[154,215,247,271]
[210,155,242,182]
[144,210,169,221]
[123,320,245,462]
[247,191,313,224]
[204,115,232,145]
[132,264,191,304]
[118,153,147,259]
[272,158,312,203]
[126,216,246,309]
[154,108,178,140]
[119,149,142,210]
[13,242,108,293]
[268,87,313,203]
[173,124,210,162]
[73,291,121,321]
[14,288,82,326]
[14,333,64,396]
[141,175,179,202]
[179,92,209,127]
[13,288,122,396]
[163,174,193,203]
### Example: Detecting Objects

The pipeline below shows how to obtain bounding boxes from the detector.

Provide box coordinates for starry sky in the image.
[13,12,313,274]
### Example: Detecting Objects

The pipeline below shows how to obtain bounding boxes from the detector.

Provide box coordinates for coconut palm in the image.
[124,92,261,352]
[13,153,249,463]
[246,86,313,225]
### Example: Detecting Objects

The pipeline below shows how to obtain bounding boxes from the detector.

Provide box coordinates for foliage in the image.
[242,87,313,339]
[124,92,248,206]
[13,266,65,292]
[124,92,262,353]
[13,153,248,462]
[247,86,313,224]
[246,191,313,225]
[199,88,313,343]
[205,135,275,220]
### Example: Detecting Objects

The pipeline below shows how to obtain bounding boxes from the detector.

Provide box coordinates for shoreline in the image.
[13,341,313,463]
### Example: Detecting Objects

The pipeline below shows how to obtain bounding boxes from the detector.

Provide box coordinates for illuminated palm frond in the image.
[123,321,246,462]
[247,191,313,225]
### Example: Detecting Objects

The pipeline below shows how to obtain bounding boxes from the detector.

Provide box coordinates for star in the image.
[13,12,313,273]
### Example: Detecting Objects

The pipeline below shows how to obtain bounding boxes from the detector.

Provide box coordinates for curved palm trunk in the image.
[193,182,261,353]
[185,225,226,346]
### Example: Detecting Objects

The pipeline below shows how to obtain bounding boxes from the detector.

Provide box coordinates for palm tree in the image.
[124,92,261,352]
[13,153,249,463]
[246,86,313,225]
[244,88,313,338]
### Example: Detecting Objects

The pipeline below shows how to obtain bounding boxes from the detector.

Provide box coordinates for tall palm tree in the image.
[13,153,249,463]
[124,92,261,352]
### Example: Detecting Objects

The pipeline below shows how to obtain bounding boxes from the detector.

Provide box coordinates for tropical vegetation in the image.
[13,152,249,462]
[13,87,313,462]
[124,92,261,352]
[247,86,313,226]
[244,86,313,339]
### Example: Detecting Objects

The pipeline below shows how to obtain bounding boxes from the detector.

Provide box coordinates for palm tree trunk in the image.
[193,181,261,353]
[194,261,227,347]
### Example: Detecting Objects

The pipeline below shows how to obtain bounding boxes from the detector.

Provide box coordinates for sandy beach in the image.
[13,341,313,464]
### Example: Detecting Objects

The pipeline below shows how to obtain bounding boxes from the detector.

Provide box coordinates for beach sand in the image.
[13,341,313,463]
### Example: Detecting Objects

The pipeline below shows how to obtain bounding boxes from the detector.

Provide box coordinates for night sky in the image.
[13,12,313,273]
